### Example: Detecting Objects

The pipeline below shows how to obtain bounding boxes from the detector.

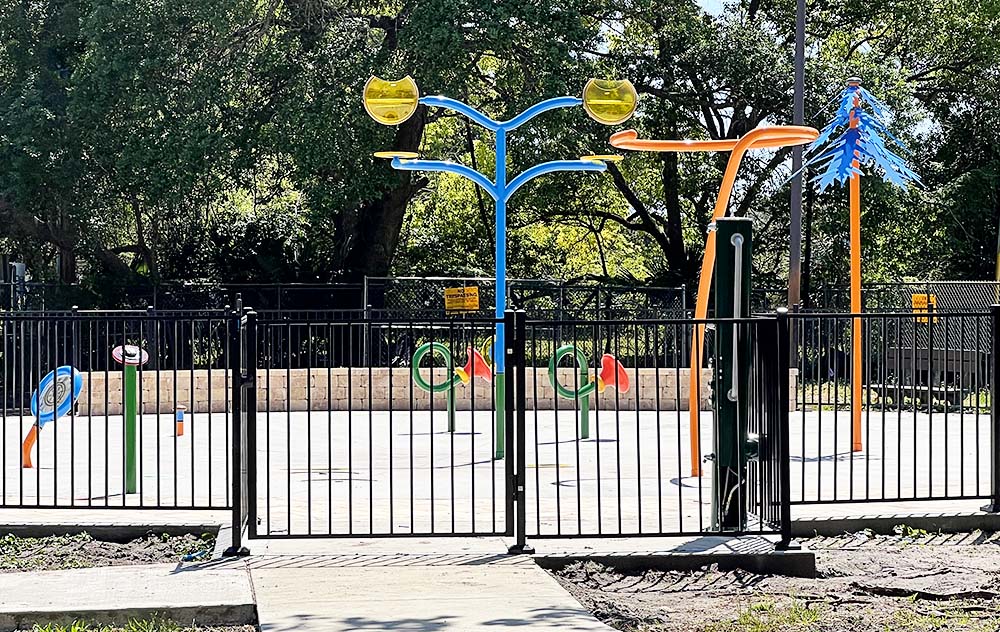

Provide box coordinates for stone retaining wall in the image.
[75,368,799,414]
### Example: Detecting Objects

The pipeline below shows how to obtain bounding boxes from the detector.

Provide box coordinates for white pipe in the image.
[728,234,744,403]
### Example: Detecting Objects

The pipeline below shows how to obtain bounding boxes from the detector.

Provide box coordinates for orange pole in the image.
[22,425,37,469]
[611,126,819,476]
[687,144,750,476]
[849,92,863,451]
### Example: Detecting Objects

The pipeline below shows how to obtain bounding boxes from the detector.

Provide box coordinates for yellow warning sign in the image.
[444,287,480,312]
[911,293,937,323]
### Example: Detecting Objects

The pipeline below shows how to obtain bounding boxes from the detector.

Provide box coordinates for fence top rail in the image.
[525,315,775,326]
[256,316,505,327]
[364,275,686,288]
[0,312,238,322]
[788,310,992,319]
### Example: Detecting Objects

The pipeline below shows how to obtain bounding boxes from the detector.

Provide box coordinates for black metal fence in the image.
[754,281,1000,313]
[247,314,513,538]
[1,281,364,312]
[364,276,688,320]
[8,302,1000,549]
[517,314,789,539]
[0,311,238,509]
[789,310,995,504]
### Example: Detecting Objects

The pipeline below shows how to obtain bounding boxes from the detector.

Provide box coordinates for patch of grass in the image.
[28,616,247,631]
[890,606,1000,631]
[894,524,931,539]
[29,617,183,632]
[704,598,822,632]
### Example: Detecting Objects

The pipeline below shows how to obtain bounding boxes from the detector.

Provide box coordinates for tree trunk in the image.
[660,150,692,280]
[57,209,76,283]
[337,108,427,280]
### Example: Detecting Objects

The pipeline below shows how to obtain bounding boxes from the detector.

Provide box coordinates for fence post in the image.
[244,311,258,539]
[507,310,533,554]
[503,310,515,540]
[983,305,1000,512]
[224,309,253,556]
[775,308,798,549]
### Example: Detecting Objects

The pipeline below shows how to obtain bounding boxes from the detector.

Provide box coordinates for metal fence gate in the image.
[513,312,791,542]
[242,313,514,539]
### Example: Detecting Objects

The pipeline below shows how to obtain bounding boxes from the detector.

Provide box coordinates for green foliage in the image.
[0,0,998,297]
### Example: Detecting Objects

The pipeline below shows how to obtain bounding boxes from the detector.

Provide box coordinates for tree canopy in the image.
[1,0,997,306]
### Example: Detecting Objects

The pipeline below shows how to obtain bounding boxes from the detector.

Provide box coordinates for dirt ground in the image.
[0,532,216,572]
[552,530,1000,631]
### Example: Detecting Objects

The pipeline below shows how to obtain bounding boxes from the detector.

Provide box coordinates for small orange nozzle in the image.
[597,354,630,393]
[22,425,37,469]
[457,347,492,384]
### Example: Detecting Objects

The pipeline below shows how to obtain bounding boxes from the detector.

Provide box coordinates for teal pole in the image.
[714,217,752,531]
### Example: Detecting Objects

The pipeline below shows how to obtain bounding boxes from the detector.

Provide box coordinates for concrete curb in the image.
[0,605,257,632]
[533,549,817,578]
[0,562,256,632]
[792,512,1000,537]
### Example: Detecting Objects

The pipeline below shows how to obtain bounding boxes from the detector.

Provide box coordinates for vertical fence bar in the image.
[245,311,258,539]
[225,309,251,556]
[776,309,796,548]
[983,305,1000,512]
[508,310,533,552]
[503,310,516,540]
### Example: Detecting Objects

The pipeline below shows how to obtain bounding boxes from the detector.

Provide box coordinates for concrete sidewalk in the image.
[252,564,613,631]
[246,536,613,631]
[0,562,255,631]
[0,536,615,631]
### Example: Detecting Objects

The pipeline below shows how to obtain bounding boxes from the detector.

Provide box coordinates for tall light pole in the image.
[788,0,806,311]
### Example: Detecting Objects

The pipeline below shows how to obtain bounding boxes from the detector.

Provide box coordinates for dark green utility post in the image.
[714,217,753,531]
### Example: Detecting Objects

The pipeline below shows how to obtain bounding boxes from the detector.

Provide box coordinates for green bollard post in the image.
[714,217,752,531]
[124,363,138,494]
[579,364,590,440]
[495,377,505,460]
[548,345,596,440]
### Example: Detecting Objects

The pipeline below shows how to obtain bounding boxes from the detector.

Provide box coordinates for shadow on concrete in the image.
[259,613,457,631]
[243,552,531,570]
[482,605,608,629]
[671,535,775,554]
[790,451,879,463]
[536,437,618,446]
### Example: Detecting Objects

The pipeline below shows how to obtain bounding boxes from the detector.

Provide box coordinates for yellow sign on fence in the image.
[911,293,937,323]
[444,287,480,312]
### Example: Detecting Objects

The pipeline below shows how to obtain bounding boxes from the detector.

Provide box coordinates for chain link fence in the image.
[754,281,1000,314]
[362,276,688,320]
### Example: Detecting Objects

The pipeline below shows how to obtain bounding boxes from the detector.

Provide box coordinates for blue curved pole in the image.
[507,160,606,198]
[392,158,499,199]
[420,96,500,131]
[391,93,605,460]
[500,96,582,131]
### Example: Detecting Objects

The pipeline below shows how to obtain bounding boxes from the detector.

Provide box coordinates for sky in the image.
[698,0,726,15]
